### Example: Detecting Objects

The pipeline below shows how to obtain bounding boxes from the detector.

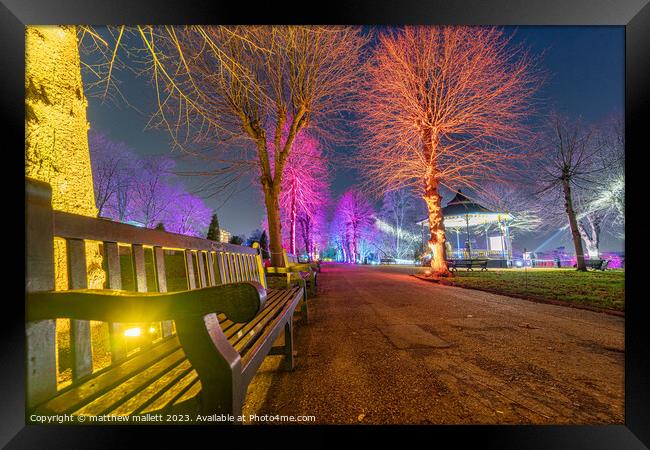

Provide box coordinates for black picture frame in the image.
[3,0,648,447]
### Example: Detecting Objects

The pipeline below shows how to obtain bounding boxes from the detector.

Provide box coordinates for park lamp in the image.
[123,325,158,337]
[124,327,141,337]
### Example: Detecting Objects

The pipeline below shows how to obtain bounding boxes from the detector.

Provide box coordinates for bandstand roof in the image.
[416,190,513,229]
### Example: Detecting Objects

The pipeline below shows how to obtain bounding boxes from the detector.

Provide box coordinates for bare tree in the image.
[129,26,366,266]
[130,157,176,228]
[570,116,625,257]
[474,182,544,240]
[78,25,366,266]
[590,116,625,231]
[377,188,419,259]
[88,130,137,218]
[536,113,603,270]
[356,27,541,275]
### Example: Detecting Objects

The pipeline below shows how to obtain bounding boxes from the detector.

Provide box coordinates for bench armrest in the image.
[266,266,310,274]
[288,263,315,273]
[27,282,267,324]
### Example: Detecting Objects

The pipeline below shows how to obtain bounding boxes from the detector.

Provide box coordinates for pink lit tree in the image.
[356,27,541,275]
[275,130,330,257]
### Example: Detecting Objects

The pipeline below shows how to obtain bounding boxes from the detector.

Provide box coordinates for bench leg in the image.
[309,274,317,297]
[198,376,243,423]
[175,316,243,423]
[301,289,309,324]
[283,321,295,371]
[299,278,308,300]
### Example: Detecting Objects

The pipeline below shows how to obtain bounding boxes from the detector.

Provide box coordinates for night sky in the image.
[83,26,624,253]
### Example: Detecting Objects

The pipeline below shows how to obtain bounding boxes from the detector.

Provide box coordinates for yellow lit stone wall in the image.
[25,25,105,290]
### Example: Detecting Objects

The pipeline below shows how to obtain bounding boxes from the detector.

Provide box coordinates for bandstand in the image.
[416,190,514,267]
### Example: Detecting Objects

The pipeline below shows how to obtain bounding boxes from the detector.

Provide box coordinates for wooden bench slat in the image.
[73,347,187,416]
[172,377,202,408]
[197,251,208,288]
[206,251,217,286]
[104,242,127,361]
[34,336,181,414]
[140,367,200,414]
[66,238,93,381]
[185,250,196,289]
[233,288,298,354]
[224,290,290,348]
[218,289,286,339]
[110,359,194,416]
[153,246,174,337]
[132,244,148,293]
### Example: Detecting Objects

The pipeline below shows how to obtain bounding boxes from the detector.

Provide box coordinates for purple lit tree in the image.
[130,156,176,228]
[331,189,376,263]
[297,207,328,261]
[88,130,137,220]
[163,187,213,237]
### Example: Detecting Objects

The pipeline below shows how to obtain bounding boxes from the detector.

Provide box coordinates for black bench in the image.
[447,258,489,272]
[26,178,306,424]
[380,257,396,264]
[585,259,611,271]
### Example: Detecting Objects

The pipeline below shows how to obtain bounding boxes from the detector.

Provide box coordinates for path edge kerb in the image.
[410,274,625,318]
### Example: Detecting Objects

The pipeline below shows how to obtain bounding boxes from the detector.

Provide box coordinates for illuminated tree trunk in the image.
[289,178,297,255]
[350,224,358,264]
[263,187,284,267]
[25,25,105,290]
[578,214,601,259]
[562,177,587,271]
[298,215,312,261]
[421,129,450,276]
[304,216,312,262]
[423,168,450,276]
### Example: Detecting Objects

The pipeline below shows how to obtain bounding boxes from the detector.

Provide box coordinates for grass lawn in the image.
[448,268,625,311]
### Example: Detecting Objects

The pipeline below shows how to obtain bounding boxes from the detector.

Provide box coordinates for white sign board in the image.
[489,236,503,252]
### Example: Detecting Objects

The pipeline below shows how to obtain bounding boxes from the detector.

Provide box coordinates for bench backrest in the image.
[26,178,267,407]
[285,251,299,265]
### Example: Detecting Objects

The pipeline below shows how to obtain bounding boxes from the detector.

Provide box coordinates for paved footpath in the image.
[243,263,624,425]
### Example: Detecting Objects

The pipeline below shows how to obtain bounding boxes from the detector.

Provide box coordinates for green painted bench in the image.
[264,248,318,298]
[26,178,305,423]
